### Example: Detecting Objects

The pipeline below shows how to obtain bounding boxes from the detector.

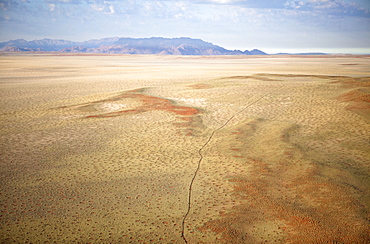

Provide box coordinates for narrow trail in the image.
[180,86,283,243]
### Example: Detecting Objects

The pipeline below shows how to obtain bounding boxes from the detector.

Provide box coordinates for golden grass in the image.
[0,54,369,243]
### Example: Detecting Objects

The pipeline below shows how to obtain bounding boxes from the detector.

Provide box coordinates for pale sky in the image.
[1,0,370,53]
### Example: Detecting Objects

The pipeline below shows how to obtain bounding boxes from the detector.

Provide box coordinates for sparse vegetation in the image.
[0,54,369,243]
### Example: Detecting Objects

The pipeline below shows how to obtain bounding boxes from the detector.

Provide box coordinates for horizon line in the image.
[1,36,369,55]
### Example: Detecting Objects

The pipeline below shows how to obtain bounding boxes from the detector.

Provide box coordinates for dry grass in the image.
[1,54,369,243]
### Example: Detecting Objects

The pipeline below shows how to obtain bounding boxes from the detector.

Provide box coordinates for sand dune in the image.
[1,54,369,243]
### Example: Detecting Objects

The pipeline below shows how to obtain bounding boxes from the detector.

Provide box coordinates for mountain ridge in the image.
[0,37,266,55]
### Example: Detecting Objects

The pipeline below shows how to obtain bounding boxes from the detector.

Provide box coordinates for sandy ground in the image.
[0,54,370,243]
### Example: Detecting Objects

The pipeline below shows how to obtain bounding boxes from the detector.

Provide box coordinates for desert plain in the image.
[0,53,370,243]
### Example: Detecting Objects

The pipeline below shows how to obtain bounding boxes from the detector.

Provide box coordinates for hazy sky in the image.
[1,0,369,53]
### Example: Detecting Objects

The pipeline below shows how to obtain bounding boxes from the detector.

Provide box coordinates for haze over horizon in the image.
[1,0,370,54]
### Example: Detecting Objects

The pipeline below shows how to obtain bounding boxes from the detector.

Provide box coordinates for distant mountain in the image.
[0,38,77,52]
[1,46,41,52]
[250,49,268,55]
[274,52,328,55]
[0,37,267,55]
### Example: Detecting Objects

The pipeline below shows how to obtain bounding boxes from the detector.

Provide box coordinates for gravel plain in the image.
[1,54,370,243]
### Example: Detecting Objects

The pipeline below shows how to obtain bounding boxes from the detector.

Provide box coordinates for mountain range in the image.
[0,37,266,55]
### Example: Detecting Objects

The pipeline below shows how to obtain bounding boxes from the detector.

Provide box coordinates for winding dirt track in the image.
[1,54,370,243]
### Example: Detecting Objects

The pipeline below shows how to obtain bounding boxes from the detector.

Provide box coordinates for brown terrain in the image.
[0,54,369,243]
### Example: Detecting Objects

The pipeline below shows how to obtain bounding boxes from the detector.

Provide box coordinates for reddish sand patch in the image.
[337,89,370,116]
[200,159,370,243]
[83,88,199,118]
[340,89,370,101]
[199,125,370,243]
[330,76,370,88]
[188,83,213,89]
[67,88,203,135]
